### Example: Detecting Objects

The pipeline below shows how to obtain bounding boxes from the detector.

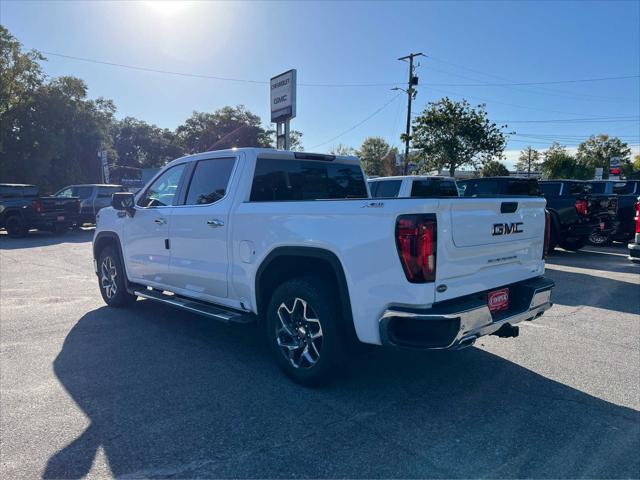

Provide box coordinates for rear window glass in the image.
[459,179,498,196]
[505,179,541,196]
[411,179,458,198]
[567,182,588,195]
[97,186,125,198]
[539,183,561,196]
[250,158,367,201]
[370,180,402,198]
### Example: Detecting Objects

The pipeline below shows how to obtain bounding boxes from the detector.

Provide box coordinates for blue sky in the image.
[2,0,639,165]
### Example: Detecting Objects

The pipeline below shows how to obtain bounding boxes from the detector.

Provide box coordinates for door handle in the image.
[206,219,225,228]
[154,218,167,225]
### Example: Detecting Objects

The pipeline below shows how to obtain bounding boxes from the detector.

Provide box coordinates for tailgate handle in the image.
[501,202,518,213]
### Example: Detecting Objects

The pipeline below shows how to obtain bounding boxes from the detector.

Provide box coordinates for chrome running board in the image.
[134,289,256,324]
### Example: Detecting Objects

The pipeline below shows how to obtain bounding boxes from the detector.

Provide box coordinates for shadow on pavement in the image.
[44,302,640,478]
[0,228,94,250]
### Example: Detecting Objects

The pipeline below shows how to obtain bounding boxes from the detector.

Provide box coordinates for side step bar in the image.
[134,289,256,324]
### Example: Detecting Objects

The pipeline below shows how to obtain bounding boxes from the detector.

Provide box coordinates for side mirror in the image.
[111,192,136,217]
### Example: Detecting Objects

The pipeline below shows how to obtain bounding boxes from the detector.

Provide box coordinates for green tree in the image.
[382,147,399,176]
[541,143,592,180]
[481,160,510,177]
[515,146,542,174]
[412,97,507,177]
[176,105,272,153]
[357,137,390,176]
[576,134,631,178]
[329,144,356,156]
[113,117,183,169]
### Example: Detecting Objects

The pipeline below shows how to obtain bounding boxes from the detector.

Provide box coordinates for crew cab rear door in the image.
[167,155,240,300]
[434,197,547,302]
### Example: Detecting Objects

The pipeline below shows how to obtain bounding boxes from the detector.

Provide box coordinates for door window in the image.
[137,164,186,208]
[184,158,236,205]
[370,180,402,198]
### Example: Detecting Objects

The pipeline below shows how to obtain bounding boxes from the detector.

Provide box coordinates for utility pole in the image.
[396,52,425,175]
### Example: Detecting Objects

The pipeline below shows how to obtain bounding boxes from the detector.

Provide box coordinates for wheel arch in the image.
[93,231,133,290]
[255,246,357,342]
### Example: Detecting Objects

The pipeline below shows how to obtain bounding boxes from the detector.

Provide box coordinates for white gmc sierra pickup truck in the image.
[93,148,554,385]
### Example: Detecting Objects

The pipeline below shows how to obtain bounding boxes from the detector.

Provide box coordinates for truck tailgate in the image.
[435,197,547,302]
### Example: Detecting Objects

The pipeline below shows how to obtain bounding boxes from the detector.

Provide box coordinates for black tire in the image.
[559,236,588,251]
[588,230,612,246]
[266,277,346,386]
[52,224,69,235]
[97,245,137,307]
[547,221,558,253]
[5,215,27,238]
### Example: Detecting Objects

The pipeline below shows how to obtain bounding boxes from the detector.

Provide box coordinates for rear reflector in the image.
[635,201,640,234]
[395,214,437,283]
[32,199,42,213]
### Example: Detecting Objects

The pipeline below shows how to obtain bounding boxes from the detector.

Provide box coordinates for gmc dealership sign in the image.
[270,69,296,123]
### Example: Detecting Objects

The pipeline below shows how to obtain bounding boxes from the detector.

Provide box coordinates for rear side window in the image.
[185,158,236,205]
[613,182,635,195]
[0,186,24,198]
[250,158,368,201]
[370,180,402,198]
[539,183,561,196]
[411,179,458,198]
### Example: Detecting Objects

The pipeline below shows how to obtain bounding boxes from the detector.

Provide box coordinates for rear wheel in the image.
[97,246,137,307]
[266,277,346,386]
[588,230,612,246]
[559,236,588,251]
[5,215,27,238]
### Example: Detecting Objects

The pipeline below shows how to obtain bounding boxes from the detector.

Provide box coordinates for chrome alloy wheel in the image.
[100,256,118,299]
[275,297,323,369]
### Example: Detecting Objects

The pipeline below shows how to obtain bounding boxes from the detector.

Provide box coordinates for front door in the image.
[122,163,187,286]
[167,156,238,300]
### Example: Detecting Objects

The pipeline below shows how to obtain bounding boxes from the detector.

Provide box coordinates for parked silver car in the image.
[55,184,126,225]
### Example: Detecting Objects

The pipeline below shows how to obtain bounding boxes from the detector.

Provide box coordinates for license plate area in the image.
[57,215,65,221]
[488,288,509,313]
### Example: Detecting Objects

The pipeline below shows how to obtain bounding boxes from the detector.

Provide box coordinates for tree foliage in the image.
[516,146,542,173]
[541,143,592,180]
[576,134,631,178]
[481,160,510,177]
[329,144,356,156]
[411,98,507,176]
[357,137,391,176]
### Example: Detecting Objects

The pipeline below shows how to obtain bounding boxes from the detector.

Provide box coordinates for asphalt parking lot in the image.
[1,229,639,479]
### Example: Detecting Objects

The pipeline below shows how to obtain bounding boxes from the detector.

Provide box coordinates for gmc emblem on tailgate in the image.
[492,222,523,236]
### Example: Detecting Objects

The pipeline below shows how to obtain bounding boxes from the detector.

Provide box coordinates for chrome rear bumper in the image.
[379,276,554,349]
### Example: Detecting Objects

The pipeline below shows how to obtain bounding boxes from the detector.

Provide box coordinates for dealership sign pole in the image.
[270,69,296,150]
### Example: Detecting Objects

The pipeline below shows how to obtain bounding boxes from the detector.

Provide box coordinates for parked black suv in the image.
[539,180,618,251]
[587,180,639,244]
[0,184,80,237]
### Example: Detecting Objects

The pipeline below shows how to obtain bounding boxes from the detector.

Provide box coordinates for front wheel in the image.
[559,236,588,251]
[266,277,346,386]
[97,246,137,307]
[5,215,27,238]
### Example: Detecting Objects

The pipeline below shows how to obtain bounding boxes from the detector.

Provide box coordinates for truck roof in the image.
[368,175,455,181]
[167,148,360,167]
[0,183,36,187]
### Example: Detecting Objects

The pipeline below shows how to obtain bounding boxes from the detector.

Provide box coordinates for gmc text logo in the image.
[492,222,524,236]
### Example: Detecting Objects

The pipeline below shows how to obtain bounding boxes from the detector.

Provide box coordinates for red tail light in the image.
[32,199,42,213]
[575,199,589,216]
[635,201,640,234]
[543,210,551,259]
[395,215,437,283]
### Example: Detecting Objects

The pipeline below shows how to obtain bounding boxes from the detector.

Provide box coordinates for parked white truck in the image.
[93,148,554,385]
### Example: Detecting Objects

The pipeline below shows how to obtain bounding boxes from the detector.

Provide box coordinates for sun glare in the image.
[144,1,190,16]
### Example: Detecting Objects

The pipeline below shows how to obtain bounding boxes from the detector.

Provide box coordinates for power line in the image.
[40,51,402,88]
[495,116,639,124]
[309,94,402,149]
[41,50,640,89]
